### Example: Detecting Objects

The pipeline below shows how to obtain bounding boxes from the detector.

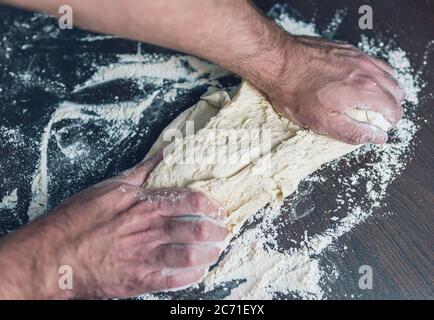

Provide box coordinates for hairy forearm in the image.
[1,0,294,93]
[0,221,67,299]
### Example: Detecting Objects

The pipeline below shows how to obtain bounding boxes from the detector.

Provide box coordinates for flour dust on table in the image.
[8,3,422,299]
[141,4,423,300]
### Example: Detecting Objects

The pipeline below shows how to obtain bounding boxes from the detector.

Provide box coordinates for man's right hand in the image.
[0,152,228,299]
[264,35,405,145]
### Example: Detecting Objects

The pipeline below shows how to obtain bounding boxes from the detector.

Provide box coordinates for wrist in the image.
[0,219,76,299]
[234,20,298,97]
[32,218,78,300]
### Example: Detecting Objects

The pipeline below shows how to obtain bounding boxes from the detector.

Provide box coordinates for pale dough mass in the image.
[144,82,391,233]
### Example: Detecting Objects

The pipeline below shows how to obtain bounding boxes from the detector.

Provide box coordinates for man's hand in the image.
[0,153,228,299]
[1,0,405,144]
[266,36,405,145]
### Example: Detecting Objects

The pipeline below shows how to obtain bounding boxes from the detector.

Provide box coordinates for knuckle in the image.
[135,200,150,214]
[354,76,378,90]
[346,128,365,145]
[113,184,138,201]
[162,219,175,236]
[356,55,375,69]
[164,275,176,289]
[365,80,378,90]
[145,189,181,209]
[192,221,208,241]
[188,190,208,209]
[181,247,196,267]
[130,272,145,287]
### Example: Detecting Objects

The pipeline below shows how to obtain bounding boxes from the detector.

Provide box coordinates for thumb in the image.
[119,150,163,186]
[327,114,388,145]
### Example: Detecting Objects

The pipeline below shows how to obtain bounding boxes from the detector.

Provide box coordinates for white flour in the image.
[23,3,424,299]
[27,54,229,220]
[201,116,418,299]
[0,188,18,211]
[0,127,25,217]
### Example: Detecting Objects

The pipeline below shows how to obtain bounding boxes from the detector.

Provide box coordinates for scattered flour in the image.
[147,4,422,300]
[0,188,18,210]
[27,53,229,220]
[21,3,424,299]
[0,126,27,148]
[197,112,419,300]
[74,54,225,92]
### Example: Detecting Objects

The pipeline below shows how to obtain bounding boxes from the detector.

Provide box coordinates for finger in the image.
[160,216,228,244]
[119,150,164,186]
[146,244,220,269]
[326,113,388,145]
[350,78,403,126]
[116,194,227,236]
[143,268,206,293]
[373,72,406,104]
[71,181,142,217]
[361,90,403,126]
[349,50,395,76]
[361,63,406,104]
[368,56,396,78]
[131,188,227,221]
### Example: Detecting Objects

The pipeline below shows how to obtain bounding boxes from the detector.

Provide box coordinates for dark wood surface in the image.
[257,0,433,299]
[0,0,432,299]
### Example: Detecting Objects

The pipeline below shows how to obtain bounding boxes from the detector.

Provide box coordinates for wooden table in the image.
[0,0,432,299]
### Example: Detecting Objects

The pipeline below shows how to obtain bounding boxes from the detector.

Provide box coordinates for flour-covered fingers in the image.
[348,78,403,126]
[327,113,388,145]
[146,244,221,269]
[359,60,405,105]
[113,189,228,238]
[160,216,228,243]
[363,91,403,126]
[133,188,227,221]
[143,269,207,293]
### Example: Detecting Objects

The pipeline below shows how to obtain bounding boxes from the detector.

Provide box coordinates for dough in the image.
[144,82,391,233]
